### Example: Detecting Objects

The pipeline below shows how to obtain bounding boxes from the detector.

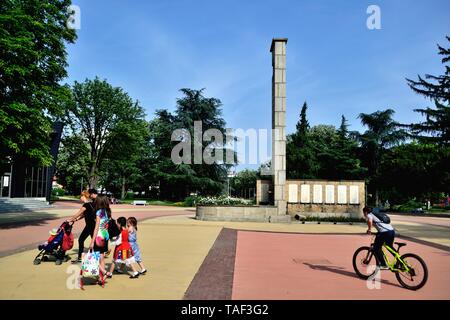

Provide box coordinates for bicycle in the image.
[352,233,428,290]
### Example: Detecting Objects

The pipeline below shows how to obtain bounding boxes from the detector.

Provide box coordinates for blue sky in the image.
[66,0,450,169]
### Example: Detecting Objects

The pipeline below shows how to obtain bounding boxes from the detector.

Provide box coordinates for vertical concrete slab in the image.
[270,38,288,215]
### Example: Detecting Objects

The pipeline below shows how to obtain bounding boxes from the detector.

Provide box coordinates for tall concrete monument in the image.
[270,38,288,215]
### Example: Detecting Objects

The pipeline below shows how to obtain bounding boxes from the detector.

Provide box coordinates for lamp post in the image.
[227,169,236,197]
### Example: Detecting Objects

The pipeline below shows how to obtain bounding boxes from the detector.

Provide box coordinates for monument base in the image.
[196,206,291,223]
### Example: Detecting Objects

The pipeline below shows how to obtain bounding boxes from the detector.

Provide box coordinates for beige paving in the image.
[0,213,448,299]
[0,222,221,299]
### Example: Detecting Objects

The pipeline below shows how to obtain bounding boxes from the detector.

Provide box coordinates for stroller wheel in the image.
[33,259,41,265]
[55,259,62,265]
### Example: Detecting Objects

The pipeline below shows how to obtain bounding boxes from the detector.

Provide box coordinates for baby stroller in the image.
[33,221,74,265]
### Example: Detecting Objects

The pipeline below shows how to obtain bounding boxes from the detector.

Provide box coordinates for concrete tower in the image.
[270,38,287,215]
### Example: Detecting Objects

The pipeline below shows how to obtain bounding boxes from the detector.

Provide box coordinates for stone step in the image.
[0,198,53,213]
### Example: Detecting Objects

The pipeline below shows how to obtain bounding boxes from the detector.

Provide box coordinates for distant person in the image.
[127,217,147,275]
[68,188,98,263]
[362,206,395,270]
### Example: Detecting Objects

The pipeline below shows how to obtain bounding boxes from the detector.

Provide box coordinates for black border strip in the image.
[184,228,237,300]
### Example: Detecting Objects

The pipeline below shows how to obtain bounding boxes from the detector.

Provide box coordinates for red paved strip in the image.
[184,228,237,300]
[0,206,192,257]
[232,232,450,300]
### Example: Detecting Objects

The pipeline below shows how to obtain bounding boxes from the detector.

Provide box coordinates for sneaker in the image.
[129,272,139,279]
[106,272,113,279]
[139,268,147,275]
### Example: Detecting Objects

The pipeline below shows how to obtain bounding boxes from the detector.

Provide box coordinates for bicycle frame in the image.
[368,234,411,273]
[380,244,410,273]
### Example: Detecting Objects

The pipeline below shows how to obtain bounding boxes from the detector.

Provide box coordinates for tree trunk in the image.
[89,163,98,188]
[121,176,126,199]
[375,189,380,207]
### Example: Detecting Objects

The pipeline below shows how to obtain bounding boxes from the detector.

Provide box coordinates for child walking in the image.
[127,217,147,274]
[106,217,140,279]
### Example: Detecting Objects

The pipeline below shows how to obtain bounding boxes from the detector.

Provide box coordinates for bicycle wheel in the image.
[395,253,428,290]
[353,246,377,279]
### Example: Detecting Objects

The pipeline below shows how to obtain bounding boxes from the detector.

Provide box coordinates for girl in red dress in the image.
[106,217,140,279]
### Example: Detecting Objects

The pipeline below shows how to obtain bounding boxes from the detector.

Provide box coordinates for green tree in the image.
[100,118,149,199]
[0,0,76,172]
[55,135,90,195]
[406,36,450,146]
[379,142,448,204]
[358,109,407,205]
[403,36,450,199]
[64,78,147,188]
[146,89,236,200]
[230,169,258,198]
[287,102,318,179]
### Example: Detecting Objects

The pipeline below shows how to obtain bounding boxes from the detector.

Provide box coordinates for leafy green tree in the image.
[406,36,450,146]
[100,118,149,199]
[357,109,407,205]
[379,142,449,204]
[0,0,76,172]
[144,89,236,200]
[64,78,147,188]
[230,169,258,198]
[55,135,90,195]
[287,102,319,179]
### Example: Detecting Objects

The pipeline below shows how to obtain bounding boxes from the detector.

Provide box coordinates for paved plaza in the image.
[0,202,449,299]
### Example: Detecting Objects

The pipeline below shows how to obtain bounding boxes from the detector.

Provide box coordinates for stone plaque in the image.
[261,183,269,203]
[337,185,347,204]
[300,184,310,203]
[313,185,323,203]
[349,185,359,204]
[288,184,298,203]
[325,185,335,204]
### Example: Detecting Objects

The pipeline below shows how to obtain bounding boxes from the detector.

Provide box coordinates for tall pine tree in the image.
[406,36,450,146]
[287,102,318,179]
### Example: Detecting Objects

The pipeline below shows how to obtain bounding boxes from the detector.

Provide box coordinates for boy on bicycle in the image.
[363,206,395,270]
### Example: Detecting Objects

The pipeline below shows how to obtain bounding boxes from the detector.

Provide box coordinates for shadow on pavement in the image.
[0,213,60,229]
[302,262,402,289]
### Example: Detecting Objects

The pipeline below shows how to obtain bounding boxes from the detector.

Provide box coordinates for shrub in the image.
[197,195,254,206]
[183,195,199,207]
[52,188,65,197]
[124,192,134,200]
[395,199,424,212]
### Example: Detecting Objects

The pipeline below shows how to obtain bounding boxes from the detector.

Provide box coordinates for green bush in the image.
[183,195,199,207]
[393,199,424,213]
[52,188,65,197]
[124,192,134,200]
[197,195,254,206]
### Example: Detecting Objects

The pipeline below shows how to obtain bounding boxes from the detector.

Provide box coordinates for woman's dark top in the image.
[82,202,96,228]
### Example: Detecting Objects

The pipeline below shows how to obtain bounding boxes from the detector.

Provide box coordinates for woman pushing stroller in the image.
[67,189,98,263]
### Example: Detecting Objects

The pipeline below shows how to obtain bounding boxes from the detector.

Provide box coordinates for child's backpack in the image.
[372,208,391,224]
